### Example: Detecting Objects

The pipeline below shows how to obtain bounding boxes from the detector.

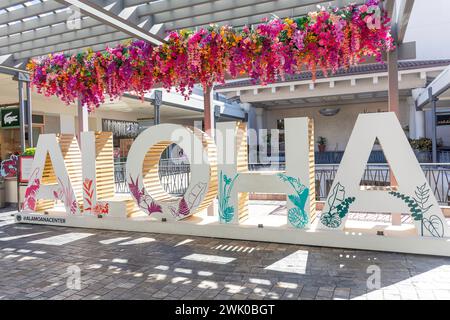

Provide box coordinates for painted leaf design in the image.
[278,173,310,229]
[147,201,162,214]
[186,182,207,209]
[218,171,239,223]
[320,212,342,229]
[23,169,41,211]
[128,175,143,204]
[92,202,109,215]
[422,215,444,238]
[327,182,345,212]
[288,194,303,209]
[288,207,308,228]
[83,178,95,210]
[83,178,93,195]
[177,198,190,216]
[70,200,78,215]
[25,182,39,198]
[336,197,356,219]
[222,206,234,223]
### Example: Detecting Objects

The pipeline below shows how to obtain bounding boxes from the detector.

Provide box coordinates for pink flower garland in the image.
[27,0,394,111]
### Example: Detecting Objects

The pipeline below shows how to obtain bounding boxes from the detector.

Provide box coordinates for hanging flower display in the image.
[27,0,394,111]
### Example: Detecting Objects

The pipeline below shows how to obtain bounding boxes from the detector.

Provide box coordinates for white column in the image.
[90,110,103,131]
[60,114,76,134]
[415,110,425,139]
[242,103,258,164]
[193,120,202,130]
[77,100,89,136]
[255,107,264,133]
[208,88,216,139]
[407,97,425,139]
[255,108,265,164]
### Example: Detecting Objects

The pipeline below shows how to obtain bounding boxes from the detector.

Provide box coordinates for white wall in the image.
[43,115,60,134]
[265,101,410,151]
[404,0,450,60]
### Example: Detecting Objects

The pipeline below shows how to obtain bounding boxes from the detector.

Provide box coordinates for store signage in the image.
[437,114,450,126]
[0,108,20,128]
[19,156,34,183]
[16,214,66,224]
[21,112,448,240]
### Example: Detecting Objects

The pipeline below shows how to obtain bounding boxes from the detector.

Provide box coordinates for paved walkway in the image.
[0,212,449,300]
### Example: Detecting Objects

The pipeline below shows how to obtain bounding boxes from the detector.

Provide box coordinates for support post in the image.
[203,85,214,138]
[214,105,221,131]
[77,96,89,141]
[203,85,216,216]
[17,72,30,212]
[388,49,401,226]
[26,81,33,148]
[429,87,438,163]
[388,50,400,114]
[18,80,26,153]
[153,90,162,125]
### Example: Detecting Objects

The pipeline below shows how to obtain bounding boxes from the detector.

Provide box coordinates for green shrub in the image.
[22,148,36,156]
[409,138,432,152]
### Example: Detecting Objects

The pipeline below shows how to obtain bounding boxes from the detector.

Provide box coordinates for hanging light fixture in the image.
[319,108,340,116]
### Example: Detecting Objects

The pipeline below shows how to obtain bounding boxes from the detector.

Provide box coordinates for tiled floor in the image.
[0,208,449,300]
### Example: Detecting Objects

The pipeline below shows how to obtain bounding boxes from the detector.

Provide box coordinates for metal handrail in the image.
[114,160,450,206]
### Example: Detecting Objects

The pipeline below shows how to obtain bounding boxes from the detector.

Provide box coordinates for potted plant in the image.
[409,138,432,162]
[22,148,36,157]
[318,136,327,152]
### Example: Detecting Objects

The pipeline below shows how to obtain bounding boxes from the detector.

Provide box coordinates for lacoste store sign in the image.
[0,108,20,128]
[18,112,450,256]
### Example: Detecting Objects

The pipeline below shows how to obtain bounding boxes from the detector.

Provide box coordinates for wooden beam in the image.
[388,49,399,114]
[203,85,213,137]
[396,0,415,44]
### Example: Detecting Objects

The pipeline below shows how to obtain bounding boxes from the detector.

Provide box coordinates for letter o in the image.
[126,124,217,220]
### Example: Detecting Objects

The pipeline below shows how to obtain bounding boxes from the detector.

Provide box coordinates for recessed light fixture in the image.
[319,108,340,116]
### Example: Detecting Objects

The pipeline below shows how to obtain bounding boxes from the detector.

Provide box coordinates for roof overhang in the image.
[215,61,449,104]
[416,65,450,110]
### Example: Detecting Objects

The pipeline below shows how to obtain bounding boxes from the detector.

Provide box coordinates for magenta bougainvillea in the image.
[27,0,394,111]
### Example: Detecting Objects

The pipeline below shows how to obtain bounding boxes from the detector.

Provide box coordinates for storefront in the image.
[0,107,44,160]
[102,119,140,161]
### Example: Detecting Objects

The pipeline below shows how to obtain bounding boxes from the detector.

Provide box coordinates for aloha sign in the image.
[18,112,450,256]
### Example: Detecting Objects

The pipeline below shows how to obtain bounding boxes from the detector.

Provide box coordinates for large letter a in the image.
[318,112,448,238]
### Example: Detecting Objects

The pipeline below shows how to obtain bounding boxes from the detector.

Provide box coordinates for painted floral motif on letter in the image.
[218,171,239,223]
[128,175,162,215]
[83,178,109,215]
[389,183,444,238]
[22,168,41,211]
[320,182,355,229]
[53,177,79,215]
[278,173,309,228]
[169,182,207,218]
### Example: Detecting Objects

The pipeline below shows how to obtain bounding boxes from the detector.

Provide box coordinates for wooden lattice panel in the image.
[236,122,249,222]
[142,140,175,203]
[95,132,115,200]
[125,198,141,218]
[35,153,56,211]
[58,134,83,208]
[192,127,218,213]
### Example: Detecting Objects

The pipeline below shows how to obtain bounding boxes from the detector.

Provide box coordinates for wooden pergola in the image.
[0,0,415,146]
